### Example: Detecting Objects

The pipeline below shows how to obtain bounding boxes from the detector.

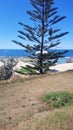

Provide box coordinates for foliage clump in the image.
[0,57,17,80]
[41,92,73,108]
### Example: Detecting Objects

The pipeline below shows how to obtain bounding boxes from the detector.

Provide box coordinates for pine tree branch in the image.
[12,40,26,48]
[47,41,60,49]
[50,16,66,25]
[49,32,69,40]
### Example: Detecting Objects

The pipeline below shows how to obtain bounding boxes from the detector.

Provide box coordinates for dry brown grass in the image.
[0,71,73,130]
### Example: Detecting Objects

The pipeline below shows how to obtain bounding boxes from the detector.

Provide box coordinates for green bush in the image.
[41,92,73,108]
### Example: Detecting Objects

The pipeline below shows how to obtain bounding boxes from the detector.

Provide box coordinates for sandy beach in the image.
[49,63,73,72]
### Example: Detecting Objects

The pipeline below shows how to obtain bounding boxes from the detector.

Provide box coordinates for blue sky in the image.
[0,0,73,49]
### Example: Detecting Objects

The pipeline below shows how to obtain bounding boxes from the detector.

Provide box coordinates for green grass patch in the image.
[16,66,37,75]
[41,91,73,108]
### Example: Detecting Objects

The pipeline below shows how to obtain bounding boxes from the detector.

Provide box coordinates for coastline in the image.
[14,61,73,73]
[0,56,73,74]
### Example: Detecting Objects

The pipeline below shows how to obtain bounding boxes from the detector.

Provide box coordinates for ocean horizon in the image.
[0,49,73,64]
[0,49,73,57]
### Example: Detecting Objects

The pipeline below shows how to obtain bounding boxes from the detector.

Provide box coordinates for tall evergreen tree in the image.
[12,0,69,74]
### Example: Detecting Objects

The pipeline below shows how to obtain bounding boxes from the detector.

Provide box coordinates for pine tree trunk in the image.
[40,1,45,74]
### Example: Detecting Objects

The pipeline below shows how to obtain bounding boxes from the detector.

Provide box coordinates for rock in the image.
[66,57,73,63]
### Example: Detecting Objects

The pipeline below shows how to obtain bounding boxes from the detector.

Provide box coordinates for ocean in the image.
[0,49,73,63]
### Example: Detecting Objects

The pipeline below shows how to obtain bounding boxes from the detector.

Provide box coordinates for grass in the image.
[0,71,73,130]
[41,91,73,108]
[32,105,73,130]
[16,66,37,75]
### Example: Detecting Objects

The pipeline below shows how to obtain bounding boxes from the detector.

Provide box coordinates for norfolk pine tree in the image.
[12,0,69,74]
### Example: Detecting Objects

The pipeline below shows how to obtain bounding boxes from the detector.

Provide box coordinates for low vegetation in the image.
[15,65,37,75]
[41,91,73,108]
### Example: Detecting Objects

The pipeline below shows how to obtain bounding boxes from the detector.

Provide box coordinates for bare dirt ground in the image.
[0,71,73,130]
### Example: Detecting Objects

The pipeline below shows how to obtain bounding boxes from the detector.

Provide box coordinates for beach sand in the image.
[50,63,73,72]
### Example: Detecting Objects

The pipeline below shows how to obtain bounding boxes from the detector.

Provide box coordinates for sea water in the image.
[0,49,73,64]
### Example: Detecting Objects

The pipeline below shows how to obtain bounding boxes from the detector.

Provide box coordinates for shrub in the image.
[0,57,17,80]
[41,92,73,108]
